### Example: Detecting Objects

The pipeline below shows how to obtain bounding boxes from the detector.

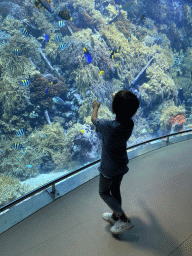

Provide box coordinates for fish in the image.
[11,143,24,150]
[83,47,92,64]
[114,0,119,4]
[16,129,25,136]
[122,0,137,12]
[20,28,30,36]
[45,34,49,42]
[20,79,30,87]
[13,49,22,56]
[73,93,82,104]
[58,43,68,50]
[58,10,70,20]
[26,165,32,168]
[90,36,94,48]
[45,86,49,94]
[53,96,65,104]
[58,21,66,28]
[140,14,145,21]
[81,129,85,133]
[35,0,54,13]
[110,46,121,58]
[54,35,63,42]
[99,70,104,75]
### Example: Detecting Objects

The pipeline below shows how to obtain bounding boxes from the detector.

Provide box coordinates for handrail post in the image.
[166,136,170,146]
[51,183,56,196]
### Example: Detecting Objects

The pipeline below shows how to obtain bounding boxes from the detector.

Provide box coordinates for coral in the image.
[0,1,25,20]
[160,101,186,130]
[0,76,31,122]
[71,0,95,10]
[0,133,41,180]
[71,64,100,96]
[0,20,42,78]
[30,9,54,32]
[27,121,88,171]
[169,114,186,127]
[0,173,31,207]
[30,73,67,109]
[79,10,96,29]
[141,51,177,107]
[106,4,118,17]
[0,31,11,48]
[44,40,58,61]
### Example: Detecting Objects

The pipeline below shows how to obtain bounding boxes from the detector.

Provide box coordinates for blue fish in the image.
[45,34,49,42]
[114,0,119,4]
[45,86,49,94]
[83,47,92,64]
[53,97,65,105]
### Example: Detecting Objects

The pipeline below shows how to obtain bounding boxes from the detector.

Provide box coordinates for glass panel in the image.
[0,0,192,208]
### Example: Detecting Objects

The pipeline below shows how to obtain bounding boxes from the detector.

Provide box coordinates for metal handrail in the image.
[0,129,192,213]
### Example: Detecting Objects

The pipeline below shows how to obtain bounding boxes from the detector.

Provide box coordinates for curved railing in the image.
[0,129,192,214]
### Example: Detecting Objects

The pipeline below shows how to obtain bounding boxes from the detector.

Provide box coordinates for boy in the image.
[91,90,140,234]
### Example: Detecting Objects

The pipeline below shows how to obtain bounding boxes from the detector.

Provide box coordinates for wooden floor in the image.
[0,139,192,256]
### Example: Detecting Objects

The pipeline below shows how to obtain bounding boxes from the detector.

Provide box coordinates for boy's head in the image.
[112,90,140,124]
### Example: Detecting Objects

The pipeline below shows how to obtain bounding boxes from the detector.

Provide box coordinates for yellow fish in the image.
[116,64,119,67]
[95,97,97,101]
[99,70,104,75]
[81,129,85,133]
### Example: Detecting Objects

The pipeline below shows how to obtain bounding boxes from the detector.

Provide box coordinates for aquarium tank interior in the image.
[0,0,192,209]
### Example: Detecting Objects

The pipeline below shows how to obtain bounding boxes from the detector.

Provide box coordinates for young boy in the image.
[91,89,140,234]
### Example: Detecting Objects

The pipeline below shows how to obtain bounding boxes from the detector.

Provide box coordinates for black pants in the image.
[99,173,125,216]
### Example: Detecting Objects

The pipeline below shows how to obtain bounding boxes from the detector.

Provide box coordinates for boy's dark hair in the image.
[112,90,140,124]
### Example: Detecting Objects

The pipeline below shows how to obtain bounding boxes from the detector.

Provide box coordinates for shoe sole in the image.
[110,221,134,234]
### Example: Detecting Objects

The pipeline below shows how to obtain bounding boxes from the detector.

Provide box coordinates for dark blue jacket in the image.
[93,118,134,177]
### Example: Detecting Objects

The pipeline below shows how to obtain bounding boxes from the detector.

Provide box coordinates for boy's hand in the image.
[92,98,100,109]
[92,94,114,109]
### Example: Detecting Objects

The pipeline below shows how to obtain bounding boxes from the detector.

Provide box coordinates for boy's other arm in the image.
[91,94,115,124]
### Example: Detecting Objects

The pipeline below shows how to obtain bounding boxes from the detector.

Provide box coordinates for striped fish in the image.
[11,143,24,150]
[13,49,22,56]
[58,43,67,50]
[20,79,30,87]
[16,129,25,136]
[54,35,63,42]
[20,28,30,36]
[57,21,66,28]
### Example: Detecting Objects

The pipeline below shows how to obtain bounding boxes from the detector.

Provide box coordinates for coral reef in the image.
[30,73,67,110]
[169,114,186,129]
[0,173,31,207]
[159,101,186,130]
